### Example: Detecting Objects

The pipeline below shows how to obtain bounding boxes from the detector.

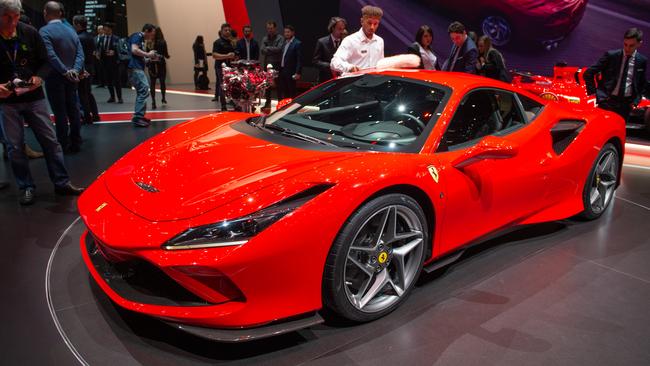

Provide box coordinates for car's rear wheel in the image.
[580,143,619,220]
[323,194,427,322]
[644,108,650,134]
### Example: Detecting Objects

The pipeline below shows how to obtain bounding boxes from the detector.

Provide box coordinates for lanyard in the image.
[0,38,19,76]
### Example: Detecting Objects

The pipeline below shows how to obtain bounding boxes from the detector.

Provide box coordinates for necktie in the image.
[334,39,340,50]
[614,55,630,97]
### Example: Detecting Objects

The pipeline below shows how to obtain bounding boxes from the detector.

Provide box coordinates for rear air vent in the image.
[550,120,585,155]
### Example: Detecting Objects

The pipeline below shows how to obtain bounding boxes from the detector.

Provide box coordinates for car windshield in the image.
[262,74,449,152]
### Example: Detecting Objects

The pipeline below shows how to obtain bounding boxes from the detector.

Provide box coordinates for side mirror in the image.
[276,98,293,111]
[452,136,518,169]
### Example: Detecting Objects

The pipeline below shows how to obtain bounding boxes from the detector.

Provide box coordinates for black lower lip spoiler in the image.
[165,312,324,342]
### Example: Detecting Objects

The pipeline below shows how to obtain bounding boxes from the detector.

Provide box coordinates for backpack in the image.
[197,73,210,90]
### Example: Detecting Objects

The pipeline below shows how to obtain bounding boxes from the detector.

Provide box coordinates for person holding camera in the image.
[128,23,158,127]
[39,1,84,153]
[0,0,84,205]
[147,26,169,109]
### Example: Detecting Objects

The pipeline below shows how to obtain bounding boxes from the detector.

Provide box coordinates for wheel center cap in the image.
[378,252,388,264]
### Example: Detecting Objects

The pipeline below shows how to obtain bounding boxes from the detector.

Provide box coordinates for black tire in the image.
[323,194,428,322]
[644,108,650,134]
[579,143,619,220]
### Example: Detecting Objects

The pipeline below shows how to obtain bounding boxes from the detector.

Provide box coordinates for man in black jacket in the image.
[584,28,648,122]
[72,15,99,124]
[442,21,477,74]
[0,1,84,205]
[235,25,259,61]
[212,23,236,111]
[278,25,302,99]
[312,17,346,83]
[100,22,122,103]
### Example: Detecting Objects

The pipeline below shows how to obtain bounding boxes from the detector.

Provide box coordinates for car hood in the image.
[104,116,347,222]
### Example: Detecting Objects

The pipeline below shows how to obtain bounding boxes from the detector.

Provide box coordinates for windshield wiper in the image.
[263,123,337,147]
[248,114,267,127]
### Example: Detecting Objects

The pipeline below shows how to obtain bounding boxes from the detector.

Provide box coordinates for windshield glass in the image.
[263,74,449,152]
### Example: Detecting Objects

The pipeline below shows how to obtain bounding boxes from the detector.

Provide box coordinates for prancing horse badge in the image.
[427,165,439,183]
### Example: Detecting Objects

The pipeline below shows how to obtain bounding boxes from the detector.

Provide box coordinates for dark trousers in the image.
[78,65,99,123]
[0,100,70,190]
[94,57,105,86]
[149,62,167,104]
[214,65,226,107]
[104,57,122,100]
[600,96,633,123]
[194,67,207,88]
[45,74,82,150]
[277,71,297,100]
[263,63,279,107]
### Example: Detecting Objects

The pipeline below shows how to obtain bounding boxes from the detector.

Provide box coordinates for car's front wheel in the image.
[580,143,619,220]
[323,194,427,322]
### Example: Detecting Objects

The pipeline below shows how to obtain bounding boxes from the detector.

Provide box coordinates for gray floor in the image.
[1,89,649,365]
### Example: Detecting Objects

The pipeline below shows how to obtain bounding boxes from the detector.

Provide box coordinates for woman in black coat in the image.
[193,35,209,89]
[148,27,171,108]
[406,25,440,70]
[476,35,511,82]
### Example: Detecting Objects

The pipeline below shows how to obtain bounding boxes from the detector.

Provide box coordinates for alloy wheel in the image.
[343,205,424,313]
[588,149,618,215]
[482,16,512,46]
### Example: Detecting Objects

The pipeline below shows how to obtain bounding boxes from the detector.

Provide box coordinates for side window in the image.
[517,94,544,122]
[439,89,526,151]
[493,90,526,134]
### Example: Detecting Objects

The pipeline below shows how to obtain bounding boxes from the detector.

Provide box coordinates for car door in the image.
[433,88,550,255]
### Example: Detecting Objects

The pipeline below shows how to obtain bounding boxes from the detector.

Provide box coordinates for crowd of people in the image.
[0,0,170,204]
[195,5,514,113]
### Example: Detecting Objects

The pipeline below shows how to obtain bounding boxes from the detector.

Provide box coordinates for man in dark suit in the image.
[235,25,259,61]
[39,1,85,153]
[313,17,347,83]
[278,25,302,99]
[100,23,122,103]
[442,21,477,74]
[584,28,648,122]
[72,15,99,124]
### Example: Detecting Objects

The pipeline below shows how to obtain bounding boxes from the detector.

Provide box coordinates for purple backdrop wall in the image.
[341,0,650,75]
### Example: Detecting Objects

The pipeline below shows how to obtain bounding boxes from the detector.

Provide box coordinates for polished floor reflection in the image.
[1,89,649,365]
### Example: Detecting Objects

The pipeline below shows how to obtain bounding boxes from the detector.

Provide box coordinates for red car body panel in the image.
[512,65,650,128]
[79,69,625,332]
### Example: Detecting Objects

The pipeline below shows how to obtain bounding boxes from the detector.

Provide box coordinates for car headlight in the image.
[162,184,333,250]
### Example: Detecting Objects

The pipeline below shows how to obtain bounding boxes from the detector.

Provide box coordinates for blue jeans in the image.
[45,74,82,150]
[0,99,70,190]
[129,68,149,120]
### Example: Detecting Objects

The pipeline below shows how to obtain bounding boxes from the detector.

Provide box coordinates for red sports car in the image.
[79,69,625,342]
[424,0,588,48]
[512,64,650,132]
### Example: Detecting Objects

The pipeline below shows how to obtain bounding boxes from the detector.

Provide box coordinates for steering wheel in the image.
[398,113,427,133]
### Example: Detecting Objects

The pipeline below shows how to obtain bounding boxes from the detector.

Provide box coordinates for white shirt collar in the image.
[356,28,376,43]
[48,19,62,24]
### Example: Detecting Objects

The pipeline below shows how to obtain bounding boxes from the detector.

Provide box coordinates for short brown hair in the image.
[624,27,643,42]
[361,5,383,18]
[448,21,466,34]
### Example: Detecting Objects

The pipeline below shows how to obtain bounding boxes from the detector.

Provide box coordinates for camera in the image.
[6,79,33,91]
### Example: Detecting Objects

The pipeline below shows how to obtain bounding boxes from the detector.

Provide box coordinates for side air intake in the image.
[550,120,585,155]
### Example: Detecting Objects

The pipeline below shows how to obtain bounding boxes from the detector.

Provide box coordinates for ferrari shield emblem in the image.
[427,165,439,183]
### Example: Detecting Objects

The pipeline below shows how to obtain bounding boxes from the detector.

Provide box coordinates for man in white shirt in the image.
[331,5,384,74]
